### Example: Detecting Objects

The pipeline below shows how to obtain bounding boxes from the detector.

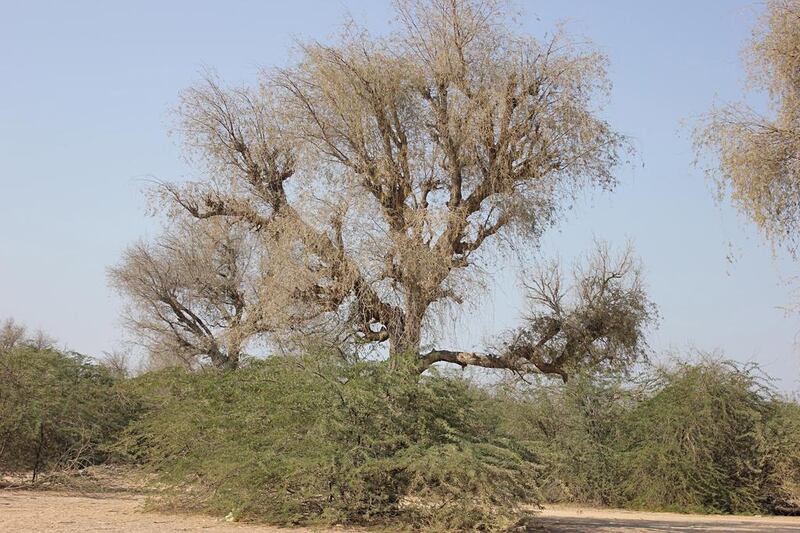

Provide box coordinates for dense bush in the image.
[118,354,541,531]
[763,399,800,513]
[0,346,132,479]
[619,361,776,513]
[498,359,800,515]
[617,361,800,514]
[497,376,632,506]
[4,338,798,525]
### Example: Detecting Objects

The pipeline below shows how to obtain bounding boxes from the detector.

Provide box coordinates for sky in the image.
[2,0,799,390]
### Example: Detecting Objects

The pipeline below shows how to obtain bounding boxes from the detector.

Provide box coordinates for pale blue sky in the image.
[2,1,798,389]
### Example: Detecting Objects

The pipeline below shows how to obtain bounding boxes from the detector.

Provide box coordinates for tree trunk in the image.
[222,354,239,371]
[208,343,238,371]
[388,332,418,370]
[387,293,428,370]
[32,419,45,482]
[224,340,241,371]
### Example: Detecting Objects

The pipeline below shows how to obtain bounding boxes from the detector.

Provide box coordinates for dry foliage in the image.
[114,0,653,377]
[0,318,55,352]
[697,0,800,252]
[109,218,262,369]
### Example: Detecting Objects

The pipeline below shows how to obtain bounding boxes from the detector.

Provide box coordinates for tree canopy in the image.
[113,0,654,379]
[697,0,800,252]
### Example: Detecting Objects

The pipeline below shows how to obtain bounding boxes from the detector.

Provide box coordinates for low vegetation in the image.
[500,360,800,516]
[117,354,540,530]
[0,341,132,480]
[3,332,799,530]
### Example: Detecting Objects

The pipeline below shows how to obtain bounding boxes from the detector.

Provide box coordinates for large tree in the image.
[697,0,800,252]
[118,0,654,378]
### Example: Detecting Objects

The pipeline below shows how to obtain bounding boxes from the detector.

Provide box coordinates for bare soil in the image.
[3,491,800,532]
[535,505,800,532]
[0,490,352,533]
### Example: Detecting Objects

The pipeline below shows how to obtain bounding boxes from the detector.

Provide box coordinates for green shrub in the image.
[618,361,775,513]
[759,397,800,513]
[0,346,132,478]
[6,340,798,522]
[118,354,541,531]
[496,359,800,515]
[497,376,633,506]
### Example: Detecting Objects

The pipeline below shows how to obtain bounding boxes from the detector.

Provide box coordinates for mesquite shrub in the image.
[118,354,541,531]
[498,359,800,514]
[0,346,131,479]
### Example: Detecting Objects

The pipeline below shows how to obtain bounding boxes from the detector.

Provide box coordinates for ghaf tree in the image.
[115,0,654,378]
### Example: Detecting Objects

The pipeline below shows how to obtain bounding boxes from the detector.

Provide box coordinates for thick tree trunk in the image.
[207,343,238,371]
[387,299,424,370]
[225,339,241,370]
[388,328,421,370]
[222,353,239,370]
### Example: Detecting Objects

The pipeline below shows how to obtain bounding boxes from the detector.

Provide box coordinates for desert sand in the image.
[2,490,800,532]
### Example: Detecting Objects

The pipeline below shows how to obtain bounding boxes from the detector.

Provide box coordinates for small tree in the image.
[0,318,26,352]
[110,218,263,369]
[121,0,654,377]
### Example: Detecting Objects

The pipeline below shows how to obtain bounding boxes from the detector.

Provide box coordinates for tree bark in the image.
[387,294,426,369]
[419,348,570,382]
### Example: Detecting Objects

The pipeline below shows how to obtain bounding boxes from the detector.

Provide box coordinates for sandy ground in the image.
[0,491,350,533]
[1,490,800,532]
[536,505,800,531]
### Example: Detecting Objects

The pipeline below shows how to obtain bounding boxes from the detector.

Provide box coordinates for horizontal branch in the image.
[420,347,569,382]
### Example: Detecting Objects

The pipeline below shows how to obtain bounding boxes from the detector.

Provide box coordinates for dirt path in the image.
[1,491,800,532]
[536,506,800,531]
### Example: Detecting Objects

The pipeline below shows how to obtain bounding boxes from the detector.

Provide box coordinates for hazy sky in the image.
[2,0,799,390]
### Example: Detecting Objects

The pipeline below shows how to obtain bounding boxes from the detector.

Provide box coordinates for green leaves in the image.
[0,346,132,477]
[119,354,540,530]
[497,359,800,515]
